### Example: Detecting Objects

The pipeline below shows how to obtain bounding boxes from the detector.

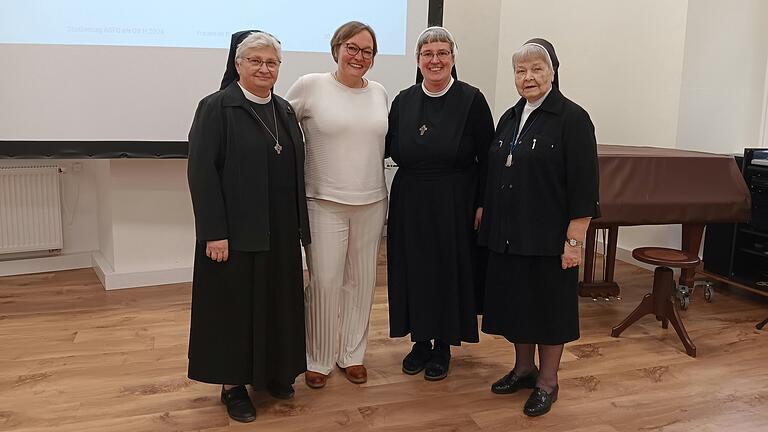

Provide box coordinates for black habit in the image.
[479,86,600,344]
[386,81,494,345]
[186,81,310,387]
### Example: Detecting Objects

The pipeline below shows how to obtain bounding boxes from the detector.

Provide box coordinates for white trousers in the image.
[304,197,387,374]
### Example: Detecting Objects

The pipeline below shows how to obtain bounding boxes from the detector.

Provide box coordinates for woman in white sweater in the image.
[286,21,388,389]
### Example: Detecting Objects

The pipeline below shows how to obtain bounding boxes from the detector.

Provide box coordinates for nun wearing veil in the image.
[479,39,600,417]
[186,30,309,423]
[386,26,494,381]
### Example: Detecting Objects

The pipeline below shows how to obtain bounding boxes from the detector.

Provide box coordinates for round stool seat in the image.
[632,247,700,269]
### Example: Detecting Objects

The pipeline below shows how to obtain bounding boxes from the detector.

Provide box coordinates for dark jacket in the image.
[478,87,600,256]
[187,82,310,252]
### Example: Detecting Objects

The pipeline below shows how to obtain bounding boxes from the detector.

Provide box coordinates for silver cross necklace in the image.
[248,101,282,155]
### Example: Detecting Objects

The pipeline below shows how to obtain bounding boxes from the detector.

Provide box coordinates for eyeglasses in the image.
[343,43,374,60]
[419,50,452,61]
[243,56,281,71]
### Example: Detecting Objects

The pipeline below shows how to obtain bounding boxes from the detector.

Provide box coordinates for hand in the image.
[206,239,229,262]
[474,207,483,230]
[561,241,581,269]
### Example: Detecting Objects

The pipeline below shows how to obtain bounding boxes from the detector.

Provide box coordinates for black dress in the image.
[479,88,600,345]
[187,99,306,388]
[386,81,494,345]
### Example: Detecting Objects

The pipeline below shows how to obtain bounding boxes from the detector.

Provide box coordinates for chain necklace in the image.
[248,101,282,155]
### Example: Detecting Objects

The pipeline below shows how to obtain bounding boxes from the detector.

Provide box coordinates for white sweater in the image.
[286,72,389,205]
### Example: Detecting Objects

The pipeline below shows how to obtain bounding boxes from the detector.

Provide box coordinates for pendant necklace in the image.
[248,101,282,155]
[505,113,539,167]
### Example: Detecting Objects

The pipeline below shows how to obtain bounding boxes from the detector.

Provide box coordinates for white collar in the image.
[238,82,272,104]
[525,87,552,110]
[422,77,455,98]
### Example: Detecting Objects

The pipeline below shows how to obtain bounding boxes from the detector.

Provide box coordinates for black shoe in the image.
[402,341,432,375]
[424,348,450,381]
[220,385,256,423]
[267,383,295,400]
[523,386,559,417]
[491,367,539,394]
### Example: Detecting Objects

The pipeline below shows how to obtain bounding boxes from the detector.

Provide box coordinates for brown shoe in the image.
[341,365,367,384]
[304,371,328,389]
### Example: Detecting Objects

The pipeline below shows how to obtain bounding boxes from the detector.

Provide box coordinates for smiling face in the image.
[335,30,374,83]
[235,46,280,97]
[418,41,454,91]
[514,56,554,102]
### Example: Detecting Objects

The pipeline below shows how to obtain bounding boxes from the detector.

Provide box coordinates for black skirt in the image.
[387,170,482,345]
[481,251,580,345]
[187,244,306,388]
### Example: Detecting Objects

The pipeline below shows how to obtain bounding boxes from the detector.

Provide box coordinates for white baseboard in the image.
[0,252,93,277]
[91,252,192,290]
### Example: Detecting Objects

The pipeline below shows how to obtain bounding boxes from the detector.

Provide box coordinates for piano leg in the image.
[605,226,618,288]
[582,225,597,286]
[680,223,705,288]
[579,224,620,297]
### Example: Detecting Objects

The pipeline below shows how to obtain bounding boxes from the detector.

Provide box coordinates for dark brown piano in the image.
[581,145,752,297]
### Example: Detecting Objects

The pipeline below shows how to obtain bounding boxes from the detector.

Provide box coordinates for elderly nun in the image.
[478,38,600,417]
[186,30,310,423]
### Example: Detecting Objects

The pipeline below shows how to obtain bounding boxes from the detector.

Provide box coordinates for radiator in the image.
[0,166,64,255]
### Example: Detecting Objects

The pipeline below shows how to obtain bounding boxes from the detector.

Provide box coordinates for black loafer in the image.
[267,383,295,400]
[523,386,559,417]
[402,341,432,375]
[491,367,539,394]
[220,385,256,423]
[424,351,450,381]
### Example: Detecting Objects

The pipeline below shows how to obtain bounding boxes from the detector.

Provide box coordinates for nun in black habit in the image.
[386,26,494,381]
[479,39,600,417]
[186,30,310,423]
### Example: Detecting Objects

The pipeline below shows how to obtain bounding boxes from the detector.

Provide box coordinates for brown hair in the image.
[330,21,378,63]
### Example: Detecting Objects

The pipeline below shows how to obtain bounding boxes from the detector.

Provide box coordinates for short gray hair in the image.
[512,43,552,71]
[235,31,282,61]
[415,26,457,58]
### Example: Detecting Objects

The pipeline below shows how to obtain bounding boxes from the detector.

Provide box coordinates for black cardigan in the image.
[187,82,310,251]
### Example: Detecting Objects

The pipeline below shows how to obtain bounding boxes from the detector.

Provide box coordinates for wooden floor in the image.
[1,250,767,432]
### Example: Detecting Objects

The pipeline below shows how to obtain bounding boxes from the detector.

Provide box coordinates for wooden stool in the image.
[611,247,700,357]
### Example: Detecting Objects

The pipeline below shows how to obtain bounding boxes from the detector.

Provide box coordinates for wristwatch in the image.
[566,238,583,248]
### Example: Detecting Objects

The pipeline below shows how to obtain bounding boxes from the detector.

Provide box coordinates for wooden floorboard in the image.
[1,247,767,431]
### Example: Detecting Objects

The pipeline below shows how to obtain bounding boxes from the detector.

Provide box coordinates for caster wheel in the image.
[680,295,690,310]
[704,286,714,302]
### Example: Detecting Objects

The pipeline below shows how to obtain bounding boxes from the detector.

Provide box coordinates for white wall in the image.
[95,160,115,267]
[676,0,768,154]
[108,160,194,274]
[444,0,502,112]
[90,160,195,289]
[493,0,689,147]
